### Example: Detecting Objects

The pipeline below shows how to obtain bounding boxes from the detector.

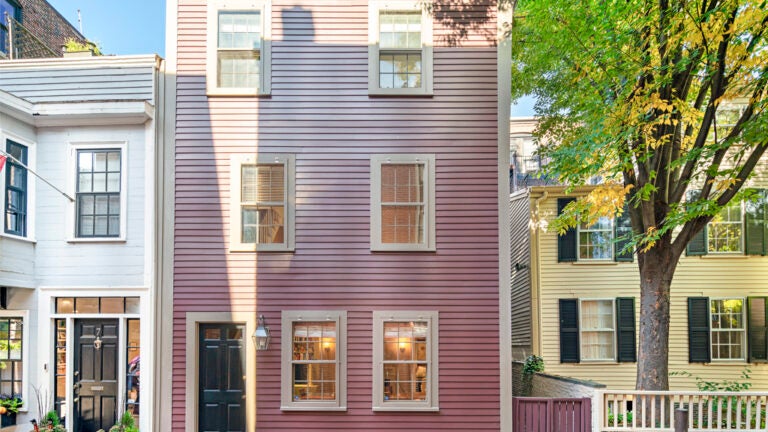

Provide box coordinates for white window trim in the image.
[206,0,272,96]
[578,298,617,362]
[372,311,439,412]
[66,142,128,242]
[229,153,295,252]
[709,297,747,362]
[370,154,436,251]
[368,0,434,96]
[0,131,36,242]
[576,218,615,261]
[280,310,347,411]
[0,310,29,412]
[706,201,745,255]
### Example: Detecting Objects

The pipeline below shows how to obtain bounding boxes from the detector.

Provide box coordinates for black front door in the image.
[199,323,246,432]
[74,319,119,432]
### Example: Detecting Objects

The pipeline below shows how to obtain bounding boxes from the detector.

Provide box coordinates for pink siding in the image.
[173,1,500,430]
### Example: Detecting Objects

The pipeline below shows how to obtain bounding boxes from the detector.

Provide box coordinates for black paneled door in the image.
[74,319,119,432]
[198,323,246,432]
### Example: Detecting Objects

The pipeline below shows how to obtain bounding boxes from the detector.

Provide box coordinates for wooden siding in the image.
[0,57,156,104]
[529,180,768,390]
[510,191,532,359]
[172,0,500,430]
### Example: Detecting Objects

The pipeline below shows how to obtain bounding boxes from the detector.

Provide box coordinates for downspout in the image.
[531,191,548,356]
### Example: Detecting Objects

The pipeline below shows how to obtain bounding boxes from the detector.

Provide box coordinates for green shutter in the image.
[557,198,578,262]
[748,297,768,363]
[686,190,708,256]
[745,189,767,256]
[688,297,711,363]
[615,297,636,362]
[614,202,634,262]
[559,299,580,363]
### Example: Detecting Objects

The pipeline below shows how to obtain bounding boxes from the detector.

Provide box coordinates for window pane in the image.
[708,202,743,253]
[381,205,424,244]
[380,12,420,49]
[125,297,141,314]
[101,298,124,314]
[291,321,337,402]
[75,298,99,314]
[218,51,260,89]
[711,299,745,360]
[580,300,615,361]
[56,298,75,314]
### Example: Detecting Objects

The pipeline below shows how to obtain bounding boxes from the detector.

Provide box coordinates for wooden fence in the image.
[513,397,592,432]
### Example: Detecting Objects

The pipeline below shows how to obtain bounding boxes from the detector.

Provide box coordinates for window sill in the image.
[571,260,618,265]
[698,254,749,259]
[207,88,271,97]
[67,237,127,244]
[280,406,347,412]
[372,406,439,412]
[0,233,36,244]
[372,247,437,253]
[368,89,433,98]
[229,246,295,253]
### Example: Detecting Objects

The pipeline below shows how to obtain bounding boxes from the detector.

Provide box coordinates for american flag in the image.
[0,155,6,173]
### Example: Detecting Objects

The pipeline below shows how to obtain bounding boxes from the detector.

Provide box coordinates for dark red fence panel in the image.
[513,397,592,432]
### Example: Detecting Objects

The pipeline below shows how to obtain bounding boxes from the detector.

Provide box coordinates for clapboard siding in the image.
[509,192,532,358]
[172,0,500,430]
[0,60,156,103]
[529,183,768,390]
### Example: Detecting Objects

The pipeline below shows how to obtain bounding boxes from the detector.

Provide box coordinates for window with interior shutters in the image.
[230,154,294,251]
[241,164,284,244]
[371,154,435,251]
[580,299,615,361]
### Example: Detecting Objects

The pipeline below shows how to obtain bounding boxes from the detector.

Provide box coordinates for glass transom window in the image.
[379,12,422,89]
[217,11,261,89]
[241,163,285,245]
[708,202,743,253]
[291,322,337,402]
[580,299,615,361]
[76,149,121,238]
[711,299,745,360]
[578,216,614,260]
[381,164,425,244]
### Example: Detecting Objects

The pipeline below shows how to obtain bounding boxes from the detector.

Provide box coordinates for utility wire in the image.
[0,149,75,202]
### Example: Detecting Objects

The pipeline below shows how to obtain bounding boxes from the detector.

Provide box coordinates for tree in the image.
[511,0,768,390]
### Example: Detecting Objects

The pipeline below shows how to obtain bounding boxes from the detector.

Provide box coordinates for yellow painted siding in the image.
[535,196,768,390]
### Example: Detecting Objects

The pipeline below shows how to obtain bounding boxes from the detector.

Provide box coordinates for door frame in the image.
[185,312,257,432]
[72,318,120,432]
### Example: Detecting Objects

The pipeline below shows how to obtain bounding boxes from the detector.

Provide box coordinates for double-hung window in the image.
[559,298,636,363]
[373,311,439,411]
[369,1,433,95]
[76,149,122,238]
[556,197,634,262]
[280,311,346,411]
[230,154,295,251]
[4,140,27,237]
[578,217,614,260]
[579,299,616,361]
[0,0,20,57]
[0,316,23,397]
[371,154,436,251]
[688,297,760,362]
[207,0,271,96]
[708,201,743,253]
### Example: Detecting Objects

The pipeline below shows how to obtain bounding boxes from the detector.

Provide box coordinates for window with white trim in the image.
[368,0,433,96]
[4,139,27,237]
[230,154,295,251]
[371,154,435,251]
[280,311,346,411]
[579,299,616,361]
[710,298,746,361]
[75,149,122,238]
[207,0,271,96]
[373,311,439,411]
[0,316,23,397]
[578,217,614,260]
[708,201,743,253]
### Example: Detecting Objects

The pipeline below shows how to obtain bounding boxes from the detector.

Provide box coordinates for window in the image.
[688,297,760,362]
[0,317,23,397]
[0,0,20,57]
[686,189,768,256]
[557,198,633,262]
[368,1,433,95]
[230,154,295,251]
[4,140,27,237]
[76,149,122,238]
[559,298,636,363]
[207,0,271,96]
[371,154,436,251]
[579,299,615,361]
[373,311,439,411]
[126,319,140,421]
[280,311,346,411]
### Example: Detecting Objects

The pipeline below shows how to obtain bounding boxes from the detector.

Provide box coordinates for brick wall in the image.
[17,0,85,55]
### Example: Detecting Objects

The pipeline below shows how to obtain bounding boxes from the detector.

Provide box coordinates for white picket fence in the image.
[594,390,768,432]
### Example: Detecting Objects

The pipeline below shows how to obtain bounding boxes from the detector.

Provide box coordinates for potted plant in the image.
[0,394,22,427]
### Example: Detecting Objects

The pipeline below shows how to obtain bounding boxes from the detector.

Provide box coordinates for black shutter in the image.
[686,190,708,256]
[557,198,578,262]
[615,297,636,362]
[745,189,767,256]
[688,297,711,363]
[748,297,768,363]
[614,202,634,262]
[559,299,580,363]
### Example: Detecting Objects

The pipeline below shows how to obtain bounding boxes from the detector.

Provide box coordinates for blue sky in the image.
[47,0,165,57]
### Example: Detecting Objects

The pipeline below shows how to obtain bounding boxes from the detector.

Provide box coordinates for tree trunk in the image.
[636,245,679,391]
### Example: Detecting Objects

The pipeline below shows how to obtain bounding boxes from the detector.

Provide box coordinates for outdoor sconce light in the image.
[252,315,271,351]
